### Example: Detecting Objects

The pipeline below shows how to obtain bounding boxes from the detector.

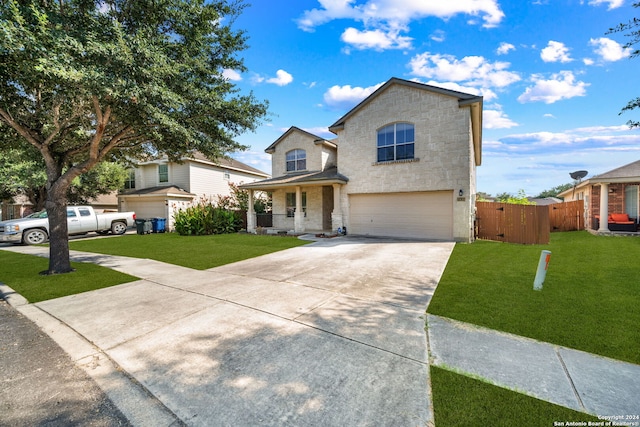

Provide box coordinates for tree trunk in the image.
[45,184,73,275]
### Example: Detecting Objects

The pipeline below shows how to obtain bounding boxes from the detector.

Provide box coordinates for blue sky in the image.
[226,0,639,197]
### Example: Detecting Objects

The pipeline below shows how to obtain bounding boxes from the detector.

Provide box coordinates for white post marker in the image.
[534,250,551,290]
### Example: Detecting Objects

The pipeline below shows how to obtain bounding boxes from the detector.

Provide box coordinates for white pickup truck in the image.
[0,206,136,245]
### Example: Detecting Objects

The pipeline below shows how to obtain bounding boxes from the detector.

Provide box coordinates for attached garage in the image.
[348,191,453,240]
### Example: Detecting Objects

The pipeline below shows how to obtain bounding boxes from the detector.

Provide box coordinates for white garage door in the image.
[124,200,166,220]
[349,191,453,240]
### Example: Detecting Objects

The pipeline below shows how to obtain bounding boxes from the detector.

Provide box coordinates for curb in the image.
[0,284,184,427]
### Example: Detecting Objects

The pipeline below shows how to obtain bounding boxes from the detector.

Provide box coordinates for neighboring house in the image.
[558,159,640,232]
[118,154,270,231]
[242,77,483,242]
[527,197,563,206]
[1,194,34,221]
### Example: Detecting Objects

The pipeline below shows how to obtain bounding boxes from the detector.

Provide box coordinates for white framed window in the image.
[286,192,306,217]
[286,149,306,172]
[158,164,168,183]
[377,122,415,162]
[124,169,136,189]
[223,170,230,180]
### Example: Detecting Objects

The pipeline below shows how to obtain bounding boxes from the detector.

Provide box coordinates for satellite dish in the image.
[569,170,588,181]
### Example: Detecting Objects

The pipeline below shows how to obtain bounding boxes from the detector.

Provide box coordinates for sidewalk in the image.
[427,314,640,416]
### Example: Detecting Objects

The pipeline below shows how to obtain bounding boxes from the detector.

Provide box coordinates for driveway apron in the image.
[32,237,454,426]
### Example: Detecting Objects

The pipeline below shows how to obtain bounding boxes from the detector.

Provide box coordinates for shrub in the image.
[173,199,242,236]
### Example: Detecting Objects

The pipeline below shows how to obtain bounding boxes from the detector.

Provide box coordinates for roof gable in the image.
[593,159,640,180]
[264,126,333,154]
[327,77,483,165]
[328,77,482,131]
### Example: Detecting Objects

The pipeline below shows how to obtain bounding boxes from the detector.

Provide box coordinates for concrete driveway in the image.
[26,236,454,426]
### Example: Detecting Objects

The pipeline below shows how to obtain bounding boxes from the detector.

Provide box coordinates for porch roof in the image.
[240,166,348,190]
[118,185,195,199]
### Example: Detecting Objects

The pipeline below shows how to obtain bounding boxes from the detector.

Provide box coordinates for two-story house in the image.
[242,77,483,242]
[119,153,269,231]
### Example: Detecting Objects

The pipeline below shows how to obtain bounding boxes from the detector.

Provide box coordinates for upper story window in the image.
[377,123,415,162]
[223,170,230,180]
[158,164,169,183]
[286,149,306,172]
[124,169,136,190]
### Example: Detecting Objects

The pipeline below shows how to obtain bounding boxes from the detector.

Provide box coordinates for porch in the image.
[240,167,349,235]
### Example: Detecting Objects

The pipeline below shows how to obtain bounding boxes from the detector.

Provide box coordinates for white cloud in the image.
[408,52,521,89]
[341,27,413,50]
[517,71,589,104]
[323,82,385,110]
[540,41,573,63]
[417,79,498,101]
[484,109,518,129]
[222,69,242,81]
[496,42,515,55]
[298,0,505,30]
[589,37,631,62]
[588,0,624,10]
[430,30,446,42]
[297,0,505,51]
[266,70,294,86]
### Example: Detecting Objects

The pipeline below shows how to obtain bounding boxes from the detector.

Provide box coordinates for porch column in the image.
[331,183,343,232]
[247,189,256,232]
[294,185,305,232]
[598,183,609,232]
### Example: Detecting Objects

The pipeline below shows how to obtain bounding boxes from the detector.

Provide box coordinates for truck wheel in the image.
[111,221,127,235]
[23,229,48,245]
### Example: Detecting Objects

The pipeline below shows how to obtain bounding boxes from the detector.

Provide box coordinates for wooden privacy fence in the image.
[548,200,584,232]
[476,202,550,244]
[475,201,585,244]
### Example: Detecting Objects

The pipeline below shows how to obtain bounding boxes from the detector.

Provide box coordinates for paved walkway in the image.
[2,239,639,425]
[427,315,640,416]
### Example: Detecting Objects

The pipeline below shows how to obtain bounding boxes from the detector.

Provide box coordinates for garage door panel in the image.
[349,192,452,240]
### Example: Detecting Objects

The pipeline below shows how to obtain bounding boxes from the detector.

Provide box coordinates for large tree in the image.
[0,147,129,210]
[608,1,640,128]
[0,0,267,274]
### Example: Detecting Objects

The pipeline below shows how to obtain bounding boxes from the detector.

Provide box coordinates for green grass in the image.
[0,250,138,303]
[431,366,599,426]
[68,232,310,270]
[1,233,309,302]
[428,231,640,365]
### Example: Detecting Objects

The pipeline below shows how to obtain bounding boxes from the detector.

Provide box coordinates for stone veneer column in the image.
[598,183,609,232]
[331,183,343,232]
[246,190,255,232]
[294,185,305,232]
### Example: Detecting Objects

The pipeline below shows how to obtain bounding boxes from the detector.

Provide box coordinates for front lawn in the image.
[0,250,137,303]
[69,232,310,270]
[427,231,640,365]
[1,233,309,302]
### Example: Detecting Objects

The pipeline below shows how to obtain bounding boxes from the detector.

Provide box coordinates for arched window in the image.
[377,123,415,162]
[286,149,306,172]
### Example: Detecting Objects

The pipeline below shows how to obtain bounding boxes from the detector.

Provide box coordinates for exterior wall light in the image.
[459,189,464,197]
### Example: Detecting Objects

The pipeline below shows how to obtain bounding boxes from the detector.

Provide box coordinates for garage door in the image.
[349,191,453,240]
[123,200,166,220]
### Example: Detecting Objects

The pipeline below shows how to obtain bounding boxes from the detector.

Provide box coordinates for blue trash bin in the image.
[152,217,166,233]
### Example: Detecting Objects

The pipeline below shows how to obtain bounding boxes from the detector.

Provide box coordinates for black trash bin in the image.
[136,218,152,235]
[151,218,166,233]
